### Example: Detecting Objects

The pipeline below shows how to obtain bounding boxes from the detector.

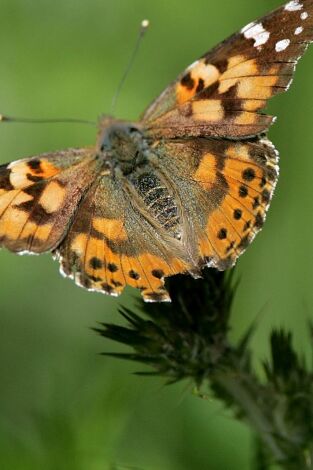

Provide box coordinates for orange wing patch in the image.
[193,152,217,190]
[218,56,279,98]
[8,159,60,189]
[39,181,66,213]
[192,100,224,122]
[92,217,128,241]
[176,60,220,104]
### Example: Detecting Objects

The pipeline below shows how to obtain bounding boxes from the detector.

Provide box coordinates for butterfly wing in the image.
[0,137,278,299]
[150,136,279,270]
[55,173,189,302]
[0,148,99,253]
[142,0,313,138]
[137,0,311,278]
[0,146,189,301]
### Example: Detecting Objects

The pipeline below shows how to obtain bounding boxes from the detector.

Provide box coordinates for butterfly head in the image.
[97,116,146,175]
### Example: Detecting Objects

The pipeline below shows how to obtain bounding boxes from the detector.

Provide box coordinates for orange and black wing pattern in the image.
[152,137,279,271]
[0,149,97,254]
[143,0,313,138]
[0,0,311,302]
[55,175,189,302]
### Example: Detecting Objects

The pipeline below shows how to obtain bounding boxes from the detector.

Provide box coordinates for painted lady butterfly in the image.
[0,0,312,302]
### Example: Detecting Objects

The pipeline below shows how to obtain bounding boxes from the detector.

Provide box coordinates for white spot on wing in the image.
[295,26,303,35]
[301,11,309,20]
[243,22,270,48]
[241,21,255,34]
[16,250,39,256]
[285,1,303,11]
[275,39,291,52]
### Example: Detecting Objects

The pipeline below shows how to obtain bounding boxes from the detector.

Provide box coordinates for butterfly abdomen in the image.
[129,171,182,239]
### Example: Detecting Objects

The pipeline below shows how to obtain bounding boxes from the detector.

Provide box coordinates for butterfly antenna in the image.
[0,115,96,126]
[111,19,150,115]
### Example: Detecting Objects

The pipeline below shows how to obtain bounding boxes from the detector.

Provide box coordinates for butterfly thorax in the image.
[97,117,147,175]
[97,116,181,239]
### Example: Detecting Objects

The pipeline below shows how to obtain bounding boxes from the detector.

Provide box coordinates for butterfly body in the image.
[97,118,143,171]
[0,0,312,301]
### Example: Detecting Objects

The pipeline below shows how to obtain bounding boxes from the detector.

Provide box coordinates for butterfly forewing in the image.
[143,0,313,138]
[0,149,98,253]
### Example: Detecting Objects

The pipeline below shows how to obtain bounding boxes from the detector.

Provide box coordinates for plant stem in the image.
[212,371,286,463]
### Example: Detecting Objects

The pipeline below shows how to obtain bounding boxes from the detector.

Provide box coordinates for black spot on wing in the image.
[89,257,103,269]
[196,78,205,93]
[239,185,248,198]
[129,270,140,280]
[218,228,227,240]
[213,58,228,74]
[151,269,164,279]
[108,263,118,273]
[242,168,256,182]
[27,159,42,173]
[197,81,219,99]
[0,169,14,191]
[181,72,195,90]
[234,209,242,220]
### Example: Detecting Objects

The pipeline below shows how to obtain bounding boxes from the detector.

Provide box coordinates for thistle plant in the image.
[95,269,313,469]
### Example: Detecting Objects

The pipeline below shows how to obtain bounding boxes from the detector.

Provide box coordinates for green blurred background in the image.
[0,0,312,468]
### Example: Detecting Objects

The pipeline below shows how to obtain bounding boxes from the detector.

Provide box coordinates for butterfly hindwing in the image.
[0,148,98,253]
[55,173,189,302]
[152,137,279,270]
[143,0,313,138]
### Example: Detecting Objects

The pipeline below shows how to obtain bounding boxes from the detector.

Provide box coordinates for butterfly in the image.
[0,0,312,302]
